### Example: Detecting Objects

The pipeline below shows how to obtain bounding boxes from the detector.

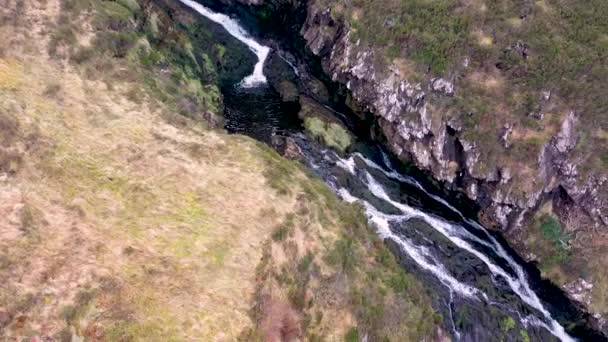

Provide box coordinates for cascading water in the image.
[178,0,270,87]
[332,151,574,341]
[176,2,605,340]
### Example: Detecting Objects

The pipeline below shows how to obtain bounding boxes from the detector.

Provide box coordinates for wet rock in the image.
[264,51,299,103]
[271,134,303,160]
[277,80,299,102]
[302,7,339,56]
[303,76,329,103]
[466,182,479,201]
[283,137,303,160]
[298,95,331,121]
[500,167,512,184]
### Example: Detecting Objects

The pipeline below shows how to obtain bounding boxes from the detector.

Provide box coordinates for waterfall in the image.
[178,0,270,87]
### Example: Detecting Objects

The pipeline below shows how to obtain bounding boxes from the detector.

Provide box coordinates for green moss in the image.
[200,53,214,75]
[525,213,572,278]
[540,215,568,244]
[501,316,516,332]
[214,44,226,63]
[304,117,353,152]
[520,329,531,342]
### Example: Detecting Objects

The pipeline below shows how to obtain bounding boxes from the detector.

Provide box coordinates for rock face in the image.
[295,1,607,234]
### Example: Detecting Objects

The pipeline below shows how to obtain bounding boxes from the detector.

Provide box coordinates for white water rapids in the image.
[334,152,575,342]
[178,0,270,87]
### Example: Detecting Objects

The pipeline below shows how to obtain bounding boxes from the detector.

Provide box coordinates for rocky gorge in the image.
[1,0,607,340]
[193,0,608,334]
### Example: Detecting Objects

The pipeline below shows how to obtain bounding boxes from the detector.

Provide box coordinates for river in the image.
[177,1,605,340]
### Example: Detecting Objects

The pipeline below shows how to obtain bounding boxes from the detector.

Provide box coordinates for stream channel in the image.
[177,1,606,340]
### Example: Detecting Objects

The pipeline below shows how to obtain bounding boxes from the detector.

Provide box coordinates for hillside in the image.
[0,0,439,340]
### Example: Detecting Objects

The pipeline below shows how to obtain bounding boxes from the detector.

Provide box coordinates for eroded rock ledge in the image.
[298,1,607,234]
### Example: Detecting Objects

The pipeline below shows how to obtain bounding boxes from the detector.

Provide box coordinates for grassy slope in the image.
[318,0,608,316]
[0,0,438,340]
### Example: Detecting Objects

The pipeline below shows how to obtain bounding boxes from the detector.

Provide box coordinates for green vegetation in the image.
[52,0,240,123]
[520,329,531,342]
[326,236,361,276]
[96,1,136,30]
[250,153,439,340]
[117,0,140,13]
[321,0,608,178]
[304,117,353,152]
[272,215,295,241]
[501,316,516,333]
[348,0,468,74]
[539,214,571,251]
[525,213,572,279]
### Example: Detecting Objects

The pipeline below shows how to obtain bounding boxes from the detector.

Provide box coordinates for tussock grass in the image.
[250,157,439,341]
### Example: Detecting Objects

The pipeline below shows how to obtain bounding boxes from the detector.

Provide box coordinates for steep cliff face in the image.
[223,0,608,328]
[304,2,608,328]
[300,1,607,232]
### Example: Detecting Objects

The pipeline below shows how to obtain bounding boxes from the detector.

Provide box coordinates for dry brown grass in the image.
[0,1,441,341]
[0,0,302,340]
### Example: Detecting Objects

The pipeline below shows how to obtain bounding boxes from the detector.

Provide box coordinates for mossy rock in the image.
[298,96,353,152]
[278,80,299,102]
[304,116,352,152]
